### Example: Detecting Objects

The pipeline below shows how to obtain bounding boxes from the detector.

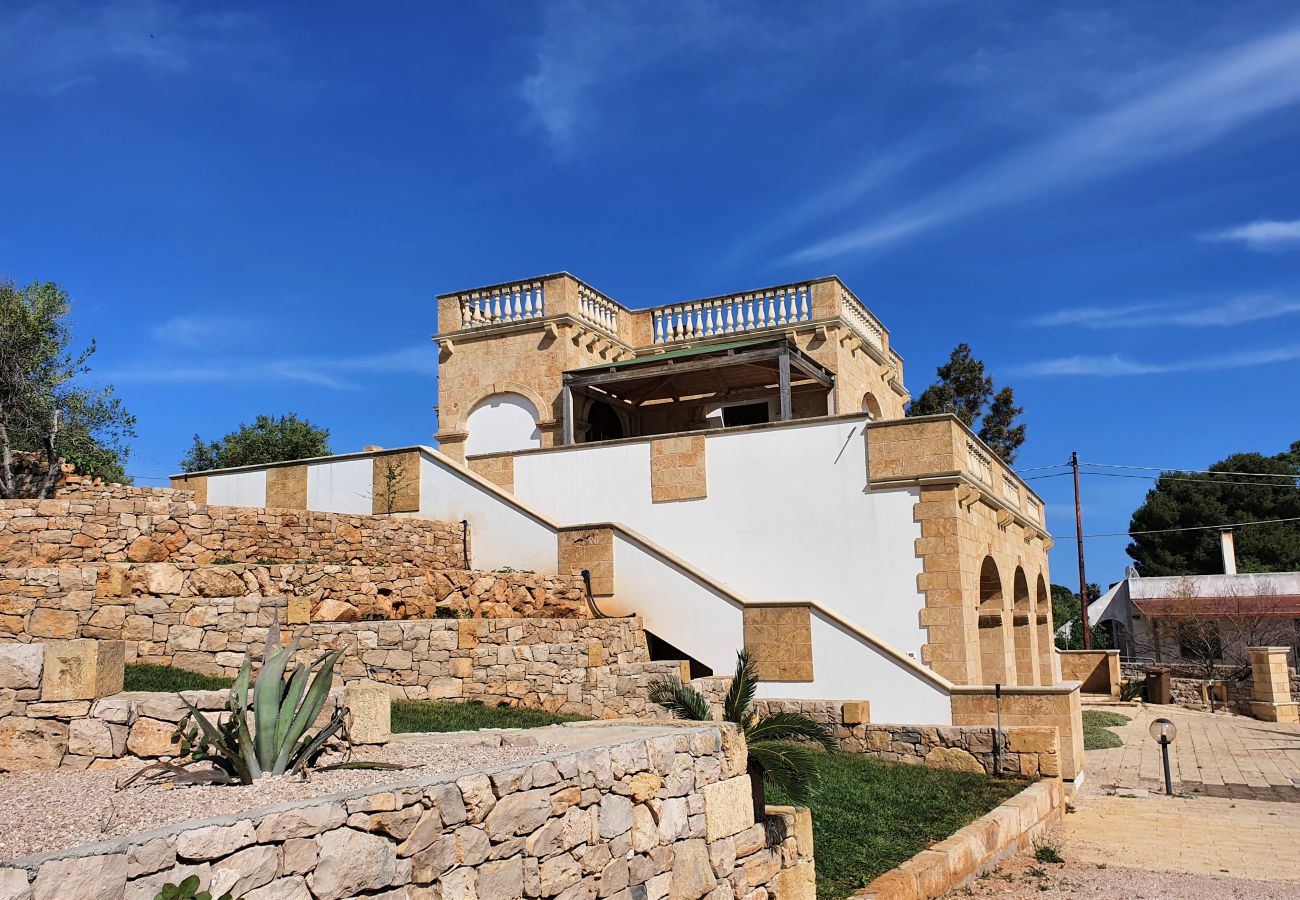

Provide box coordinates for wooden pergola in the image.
[560,338,835,444]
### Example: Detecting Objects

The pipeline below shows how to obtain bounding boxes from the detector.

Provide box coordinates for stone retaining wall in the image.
[0,498,467,568]
[1120,662,1257,713]
[749,698,1061,778]
[0,563,588,645]
[0,723,817,900]
[859,779,1063,899]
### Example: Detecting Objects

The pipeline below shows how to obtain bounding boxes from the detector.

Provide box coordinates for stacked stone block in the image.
[0,497,466,568]
[0,723,815,900]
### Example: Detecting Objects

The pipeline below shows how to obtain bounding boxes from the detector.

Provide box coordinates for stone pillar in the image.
[558,527,615,601]
[1248,647,1298,723]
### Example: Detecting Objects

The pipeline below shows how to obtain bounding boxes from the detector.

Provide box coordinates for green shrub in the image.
[153,875,233,900]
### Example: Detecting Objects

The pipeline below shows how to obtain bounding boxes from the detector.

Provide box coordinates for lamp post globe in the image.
[1149,716,1177,795]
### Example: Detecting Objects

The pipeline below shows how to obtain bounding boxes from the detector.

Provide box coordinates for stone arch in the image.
[978,556,1012,684]
[580,397,627,443]
[1036,574,1055,684]
[465,392,542,456]
[860,392,882,420]
[1012,566,1038,685]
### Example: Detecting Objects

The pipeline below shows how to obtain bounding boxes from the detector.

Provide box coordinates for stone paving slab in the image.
[1063,794,1300,882]
[1082,702,1300,800]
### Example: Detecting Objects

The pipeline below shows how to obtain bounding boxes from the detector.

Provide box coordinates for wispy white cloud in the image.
[1202,218,1300,252]
[101,345,435,391]
[0,0,272,96]
[150,314,260,349]
[787,24,1300,261]
[1032,295,1300,329]
[1014,343,1300,377]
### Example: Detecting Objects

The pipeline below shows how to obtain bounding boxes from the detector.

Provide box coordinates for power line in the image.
[1081,461,1299,480]
[1021,470,1298,489]
[1059,515,1300,540]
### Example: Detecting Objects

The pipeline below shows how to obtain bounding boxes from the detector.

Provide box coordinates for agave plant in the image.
[649,650,837,811]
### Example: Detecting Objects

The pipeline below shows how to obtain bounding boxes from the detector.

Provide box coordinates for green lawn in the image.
[1082,709,1130,750]
[391,700,588,732]
[123,663,235,692]
[768,752,1029,900]
[123,666,589,732]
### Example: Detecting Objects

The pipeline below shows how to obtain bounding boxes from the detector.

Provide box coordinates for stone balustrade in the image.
[577,282,621,336]
[650,282,813,344]
[455,277,547,328]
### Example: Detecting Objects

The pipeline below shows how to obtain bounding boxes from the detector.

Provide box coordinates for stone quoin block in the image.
[40,639,124,701]
[345,684,392,745]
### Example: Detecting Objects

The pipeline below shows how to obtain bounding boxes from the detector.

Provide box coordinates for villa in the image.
[168,271,1085,778]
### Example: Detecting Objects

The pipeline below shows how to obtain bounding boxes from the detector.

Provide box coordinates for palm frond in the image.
[648,677,712,721]
[746,712,839,752]
[748,741,820,804]
[723,650,759,726]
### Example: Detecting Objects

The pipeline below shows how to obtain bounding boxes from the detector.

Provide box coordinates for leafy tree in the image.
[907,343,1027,463]
[1127,442,1300,575]
[181,414,330,472]
[1051,583,1109,650]
[0,280,136,497]
[649,650,837,811]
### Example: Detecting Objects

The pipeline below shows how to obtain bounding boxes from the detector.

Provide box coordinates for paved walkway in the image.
[966,704,1300,896]
[1083,702,1300,801]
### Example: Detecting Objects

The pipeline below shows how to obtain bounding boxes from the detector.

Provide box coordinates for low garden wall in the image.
[859,779,1063,899]
[0,562,588,644]
[1120,661,1257,713]
[1058,649,1120,697]
[0,497,467,568]
[0,722,816,900]
[749,698,1061,778]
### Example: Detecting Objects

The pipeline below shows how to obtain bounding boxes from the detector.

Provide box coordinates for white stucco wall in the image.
[465,393,542,456]
[417,455,558,573]
[205,469,267,507]
[507,418,929,658]
[306,457,373,514]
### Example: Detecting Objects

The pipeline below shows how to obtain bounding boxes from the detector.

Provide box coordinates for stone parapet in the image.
[950,683,1084,782]
[858,779,1063,899]
[0,722,816,900]
[0,498,466,568]
[1058,649,1121,698]
[1248,646,1299,723]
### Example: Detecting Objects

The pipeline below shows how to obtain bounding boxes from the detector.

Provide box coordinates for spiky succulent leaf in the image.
[253,635,300,769]
[648,677,712,722]
[745,712,838,752]
[723,650,759,727]
[748,741,819,804]
[273,648,344,774]
[275,663,311,749]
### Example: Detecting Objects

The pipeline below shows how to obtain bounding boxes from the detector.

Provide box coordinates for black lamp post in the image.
[1149,717,1177,796]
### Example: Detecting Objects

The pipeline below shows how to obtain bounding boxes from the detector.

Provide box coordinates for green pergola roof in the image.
[567,338,781,374]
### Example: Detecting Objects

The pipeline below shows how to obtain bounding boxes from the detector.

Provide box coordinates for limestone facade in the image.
[866,417,1054,689]
[436,273,908,462]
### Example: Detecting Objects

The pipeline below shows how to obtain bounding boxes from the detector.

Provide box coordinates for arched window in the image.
[861,392,882,420]
[584,400,625,443]
[465,393,541,456]
[978,557,1010,684]
[1036,575,1055,684]
[1012,566,1037,685]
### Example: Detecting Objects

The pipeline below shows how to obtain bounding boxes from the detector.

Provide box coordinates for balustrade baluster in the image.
[797,286,808,322]
[723,300,734,334]
[777,289,788,325]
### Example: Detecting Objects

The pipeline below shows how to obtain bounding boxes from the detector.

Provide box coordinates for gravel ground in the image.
[0,734,562,862]
[956,828,1300,899]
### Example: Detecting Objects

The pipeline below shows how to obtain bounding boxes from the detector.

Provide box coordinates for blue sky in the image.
[3,1,1299,587]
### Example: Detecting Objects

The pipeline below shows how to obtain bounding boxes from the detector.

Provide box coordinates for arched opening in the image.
[1036,575,1055,684]
[583,399,625,443]
[465,393,542,456]
[978,557,1011,684]
[860,392,882,421]
[1012,566,1037,685]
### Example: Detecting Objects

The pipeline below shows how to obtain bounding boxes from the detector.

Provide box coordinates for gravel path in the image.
[958,851,1300,899]
[0,734,561,862]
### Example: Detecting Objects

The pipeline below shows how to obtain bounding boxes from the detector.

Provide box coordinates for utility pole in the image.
[1072,451,1091,649]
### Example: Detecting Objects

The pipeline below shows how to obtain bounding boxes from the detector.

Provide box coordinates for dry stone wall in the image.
[0,497,467,568]
[0,562,588,646]
[0,723,816,900]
